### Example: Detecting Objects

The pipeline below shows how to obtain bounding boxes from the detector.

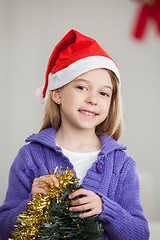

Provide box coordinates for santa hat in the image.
[37,29,120,103]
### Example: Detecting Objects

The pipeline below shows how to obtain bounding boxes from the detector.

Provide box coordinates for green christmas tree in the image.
[40,183,104,240]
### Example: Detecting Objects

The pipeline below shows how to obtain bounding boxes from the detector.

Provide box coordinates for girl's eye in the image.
[100,92,109,97]
[77,86,87,91]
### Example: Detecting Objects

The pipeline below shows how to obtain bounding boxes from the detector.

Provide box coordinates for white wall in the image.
[0,0,160,221]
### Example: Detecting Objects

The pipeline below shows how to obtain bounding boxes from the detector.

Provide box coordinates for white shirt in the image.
[60,147,100,184]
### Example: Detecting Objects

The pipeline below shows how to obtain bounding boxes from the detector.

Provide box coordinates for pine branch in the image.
[40,183,103,240]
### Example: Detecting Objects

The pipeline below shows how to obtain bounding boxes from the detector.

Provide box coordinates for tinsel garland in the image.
[10,167,103,240]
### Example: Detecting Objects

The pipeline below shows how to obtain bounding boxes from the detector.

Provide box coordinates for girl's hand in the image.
[69,189,103,218]
[31,175,59,198]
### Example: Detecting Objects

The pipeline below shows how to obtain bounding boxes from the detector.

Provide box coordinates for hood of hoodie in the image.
[25,128,126,156]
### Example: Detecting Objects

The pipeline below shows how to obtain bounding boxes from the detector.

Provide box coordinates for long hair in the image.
[95,70,122,141]
[39,70,122,141]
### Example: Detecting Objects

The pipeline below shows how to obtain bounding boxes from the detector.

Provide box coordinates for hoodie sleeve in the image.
[98,159,150,240]
[0,146,33,240]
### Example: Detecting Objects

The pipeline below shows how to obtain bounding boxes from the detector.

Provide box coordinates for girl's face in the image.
[52,68,113,133]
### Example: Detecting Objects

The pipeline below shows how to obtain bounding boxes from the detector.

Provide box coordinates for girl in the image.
[0,29,150,239]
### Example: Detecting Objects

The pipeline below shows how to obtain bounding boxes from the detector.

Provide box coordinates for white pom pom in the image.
[36,87,46,104]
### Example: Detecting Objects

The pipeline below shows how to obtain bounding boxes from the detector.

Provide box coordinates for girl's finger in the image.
[79,209,96,219]
[69,203,91,213]
[69,189,90,200]
[39,176,54,186]
[38,175,59,187]
[49,175,59,187]
[33,183,49,190]
[34,175,59,187]
[33,176,51,186]
[70,196,90,206]
[32,188,47,197]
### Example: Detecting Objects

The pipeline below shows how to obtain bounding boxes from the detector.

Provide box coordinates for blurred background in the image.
[0,0,160,238]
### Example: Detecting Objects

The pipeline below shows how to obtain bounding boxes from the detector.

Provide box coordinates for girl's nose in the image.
[86,92,98,105]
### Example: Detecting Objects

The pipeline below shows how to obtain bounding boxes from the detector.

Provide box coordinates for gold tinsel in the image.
[10,167,79,240]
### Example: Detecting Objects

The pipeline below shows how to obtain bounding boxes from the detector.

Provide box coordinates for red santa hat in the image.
[37,29,120,103]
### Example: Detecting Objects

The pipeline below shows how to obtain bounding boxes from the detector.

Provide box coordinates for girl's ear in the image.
[50,89,61,104]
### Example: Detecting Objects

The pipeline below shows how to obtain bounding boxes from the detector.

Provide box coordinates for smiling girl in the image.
[0,29,150,239]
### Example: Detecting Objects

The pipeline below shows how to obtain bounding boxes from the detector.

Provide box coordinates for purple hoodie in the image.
[0,128,150,239]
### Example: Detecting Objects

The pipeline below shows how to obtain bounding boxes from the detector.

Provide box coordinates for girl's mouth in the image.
[79,110,98,116]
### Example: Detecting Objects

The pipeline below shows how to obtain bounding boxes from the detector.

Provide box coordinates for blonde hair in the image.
[39,70,122,141]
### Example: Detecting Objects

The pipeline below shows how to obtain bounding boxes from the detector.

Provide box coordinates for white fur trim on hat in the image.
[36,87,47,104]
[48,56,120,90]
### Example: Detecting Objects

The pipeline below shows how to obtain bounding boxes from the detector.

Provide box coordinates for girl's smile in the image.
[78,109,98,118]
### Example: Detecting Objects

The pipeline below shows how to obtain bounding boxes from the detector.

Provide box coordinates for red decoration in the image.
[132,0,160,39]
